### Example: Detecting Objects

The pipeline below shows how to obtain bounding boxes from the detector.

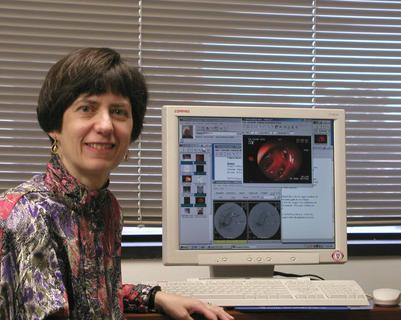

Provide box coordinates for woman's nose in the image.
[95,111,113,134]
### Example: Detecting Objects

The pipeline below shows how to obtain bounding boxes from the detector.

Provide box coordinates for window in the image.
[1,1,401,248]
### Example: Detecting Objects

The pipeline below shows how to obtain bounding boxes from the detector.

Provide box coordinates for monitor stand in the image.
[209,265,275,278]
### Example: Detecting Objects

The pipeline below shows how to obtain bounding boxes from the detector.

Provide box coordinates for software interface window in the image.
[178,116,335,252]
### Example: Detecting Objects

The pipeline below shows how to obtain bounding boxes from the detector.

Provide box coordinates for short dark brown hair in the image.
[37,47,148,142]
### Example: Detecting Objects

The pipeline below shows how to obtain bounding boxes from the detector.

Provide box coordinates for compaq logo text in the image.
[174,109,190,113]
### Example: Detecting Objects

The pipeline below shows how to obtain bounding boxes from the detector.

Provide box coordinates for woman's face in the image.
[49,92,133,189]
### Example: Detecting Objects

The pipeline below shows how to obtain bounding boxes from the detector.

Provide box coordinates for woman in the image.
[0,48,233,320]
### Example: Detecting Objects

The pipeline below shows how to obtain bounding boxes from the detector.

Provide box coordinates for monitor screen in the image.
[162,105,347,270]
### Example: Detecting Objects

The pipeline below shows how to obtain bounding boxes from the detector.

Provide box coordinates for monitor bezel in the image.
[162,105,347,266]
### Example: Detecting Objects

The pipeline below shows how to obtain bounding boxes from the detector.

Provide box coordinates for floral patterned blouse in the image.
[0,155,154,319]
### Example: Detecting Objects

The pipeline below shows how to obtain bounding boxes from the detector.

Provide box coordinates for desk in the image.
[125,306,401,320]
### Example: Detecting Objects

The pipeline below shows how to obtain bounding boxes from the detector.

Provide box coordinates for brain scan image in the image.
[248,202,281,239]
[214,202,247,240]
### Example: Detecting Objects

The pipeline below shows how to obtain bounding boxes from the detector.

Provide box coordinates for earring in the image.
[51,139,59,155]
[124,150,129,161]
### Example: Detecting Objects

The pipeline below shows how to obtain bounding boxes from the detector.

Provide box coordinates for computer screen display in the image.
[162,106,347,268]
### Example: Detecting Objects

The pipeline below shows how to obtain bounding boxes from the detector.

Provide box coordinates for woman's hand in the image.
[154,291,234,320]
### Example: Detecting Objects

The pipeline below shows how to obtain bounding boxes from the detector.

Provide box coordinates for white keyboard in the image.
[155,278,370,307]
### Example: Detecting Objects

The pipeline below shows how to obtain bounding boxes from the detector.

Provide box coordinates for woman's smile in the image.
[85,142,116,151]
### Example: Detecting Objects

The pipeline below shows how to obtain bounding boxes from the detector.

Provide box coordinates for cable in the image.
[273,270,325,281]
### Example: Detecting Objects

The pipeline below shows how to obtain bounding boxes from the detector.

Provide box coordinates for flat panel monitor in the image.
[162,105,347,276]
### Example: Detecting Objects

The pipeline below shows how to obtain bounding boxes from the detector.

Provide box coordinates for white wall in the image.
[122,257,401,295]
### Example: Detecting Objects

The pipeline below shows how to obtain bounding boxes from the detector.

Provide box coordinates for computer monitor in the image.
[162,105,347,277]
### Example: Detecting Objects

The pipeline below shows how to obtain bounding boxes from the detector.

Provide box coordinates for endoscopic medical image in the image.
[243,135,312,183]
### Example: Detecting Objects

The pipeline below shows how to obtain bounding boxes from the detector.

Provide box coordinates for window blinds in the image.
[137,0,315,224]
[0,0,401,226]
[315,0,401,225]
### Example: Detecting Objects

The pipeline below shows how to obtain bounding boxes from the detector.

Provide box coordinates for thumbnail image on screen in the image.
[213,200,281,241]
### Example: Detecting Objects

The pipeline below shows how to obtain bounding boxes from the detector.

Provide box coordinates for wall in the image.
[122,257,401,295]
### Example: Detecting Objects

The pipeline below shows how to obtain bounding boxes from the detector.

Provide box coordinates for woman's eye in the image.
[112,108,129,116]
[79,105,92,112]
